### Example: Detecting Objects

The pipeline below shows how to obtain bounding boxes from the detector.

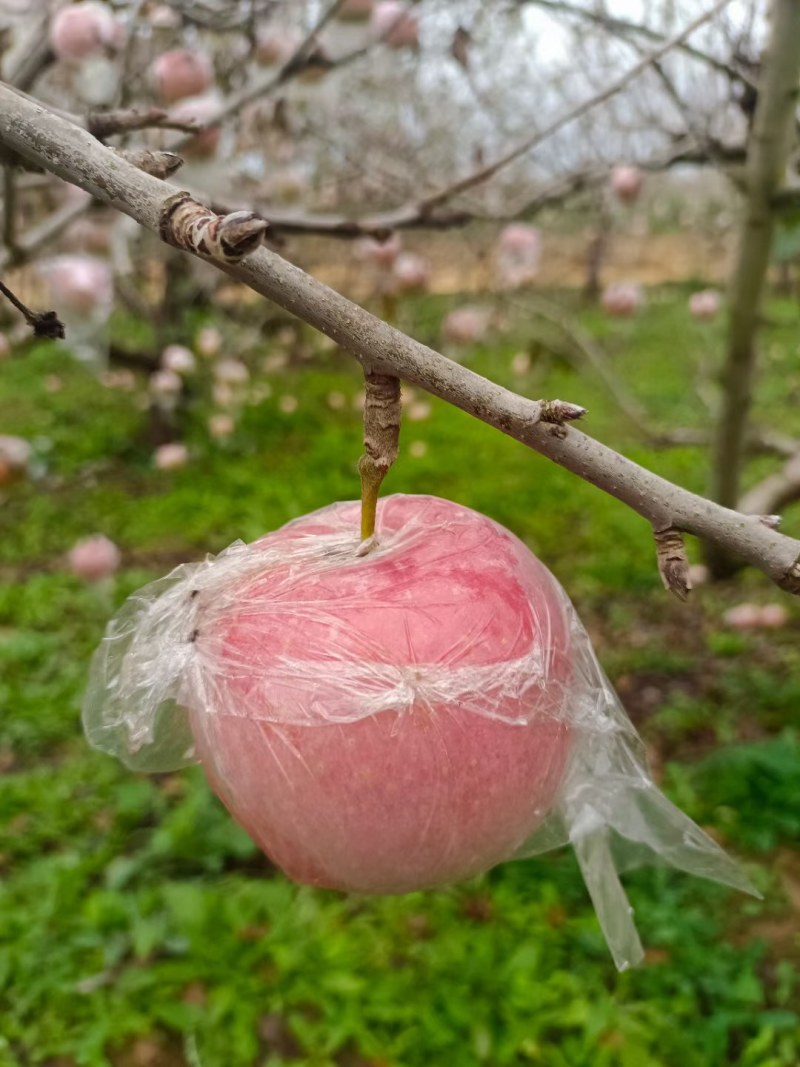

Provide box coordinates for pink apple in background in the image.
[255,26,302,66]
[68,535,121,581]
[169,94,222,159]
[150,48,213,104]
[148,4,180,29]
[0,435,31,485]
[213,359,249,384]
[601,282,644,318]
[42,255,113,315]
[687,563,710,588]
[391,251,431,292]
[759,604,790,629]
[610,165,644,204]
[189,495,572,894]
[338,0,374,19]
[49,2,123,62]
[442,305,491,345]
[370,1,420,49]
[689,289,722,321]
[497,223,541,288]
[723,603,762,630]
[161,345,196,376]
[154,442,189,470]
[149,369,183,399]
[65,217,113,254]
[195,326,222,358]
[358,232,403,268]
[208,413,235,440]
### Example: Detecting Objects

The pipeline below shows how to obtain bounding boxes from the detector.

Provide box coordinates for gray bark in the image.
[709,0,800,569]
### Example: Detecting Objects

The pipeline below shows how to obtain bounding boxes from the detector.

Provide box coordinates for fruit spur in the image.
[83,495,756,970]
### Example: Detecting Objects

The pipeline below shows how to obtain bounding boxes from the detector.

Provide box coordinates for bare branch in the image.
[2,83,799,595]
[0,277,64,339]
[740,451,800,516]
[417,0,736,213]
[518,0,754,86]
[88,108,202,140]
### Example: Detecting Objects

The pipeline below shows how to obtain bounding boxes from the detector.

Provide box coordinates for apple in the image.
[68,534,120,581]
[442,306,490,345]
[154,442,189,470]
[42,255,113,315]
[255,27,302,66]
[391,251,431,292]
[689,289,721,321]
[188,495,572,894]
[601,282,643,318]
[49,1,122,62]
[169,94,222,159]
[150,48,213,104]
[161,344,196,376]
[370,1,420,49]
[0,434,31,486]
[358,232,403,267]
[497,224,540,288]
[610,165,644,204]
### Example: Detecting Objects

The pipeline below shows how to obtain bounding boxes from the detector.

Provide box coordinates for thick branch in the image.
[709,0,800,567]
[1,84,799,594]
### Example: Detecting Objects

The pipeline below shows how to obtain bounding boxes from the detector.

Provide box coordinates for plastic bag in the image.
[83,494,757,970]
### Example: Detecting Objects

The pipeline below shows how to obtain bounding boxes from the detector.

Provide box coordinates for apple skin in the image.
[189,495,572,894]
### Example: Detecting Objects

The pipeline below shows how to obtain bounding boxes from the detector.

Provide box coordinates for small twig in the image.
[88,108,201,141]
[0,278,64,339]
[358,371,401,545]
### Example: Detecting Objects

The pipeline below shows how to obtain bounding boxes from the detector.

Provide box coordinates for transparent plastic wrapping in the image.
[83,494,757,970]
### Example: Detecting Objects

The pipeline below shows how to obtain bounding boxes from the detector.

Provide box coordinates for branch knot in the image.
[159,193,268,262]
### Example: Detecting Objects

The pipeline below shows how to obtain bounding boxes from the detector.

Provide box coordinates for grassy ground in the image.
[1,287,798,1067]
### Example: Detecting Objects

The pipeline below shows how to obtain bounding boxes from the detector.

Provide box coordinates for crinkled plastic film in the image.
[83,495,757,970]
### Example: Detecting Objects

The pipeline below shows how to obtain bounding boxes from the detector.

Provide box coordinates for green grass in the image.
[1,289,799,1066]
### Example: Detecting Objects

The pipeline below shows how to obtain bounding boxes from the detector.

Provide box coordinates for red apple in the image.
[189,495,572,894]
[442,305,491,345]
[150,49,213,104]
[49,1,122,62]
[370,1,420,49]
[601,282,643,318]
[497,223,541,288]
[610,165,644,204]
[689,289,721,321]
[68,534,120,581]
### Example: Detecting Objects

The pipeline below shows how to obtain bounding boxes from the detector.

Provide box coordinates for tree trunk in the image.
[707,0,800,575]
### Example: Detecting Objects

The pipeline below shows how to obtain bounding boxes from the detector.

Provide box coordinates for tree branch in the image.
[517,0,754,86]
[416,0,736,213]
[1,82,799,595]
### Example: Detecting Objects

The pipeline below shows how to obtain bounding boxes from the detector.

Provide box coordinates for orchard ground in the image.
[1,285,799,1067]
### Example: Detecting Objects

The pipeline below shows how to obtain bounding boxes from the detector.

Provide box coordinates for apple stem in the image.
[359,370,401,544]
